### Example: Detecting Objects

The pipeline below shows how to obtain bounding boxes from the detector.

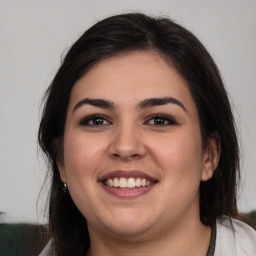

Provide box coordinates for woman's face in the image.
[59,51,218,240]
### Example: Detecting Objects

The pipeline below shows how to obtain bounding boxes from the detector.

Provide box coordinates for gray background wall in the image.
[0,0,255,223]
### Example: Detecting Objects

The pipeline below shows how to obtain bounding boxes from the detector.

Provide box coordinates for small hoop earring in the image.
[62,183,68,193]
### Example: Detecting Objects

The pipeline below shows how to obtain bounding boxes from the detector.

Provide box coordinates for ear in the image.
[52,137,67,183]
[201,133,220,181]
[58,164,67,183]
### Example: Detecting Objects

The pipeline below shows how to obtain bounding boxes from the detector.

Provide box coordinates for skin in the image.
[58,51,220,256]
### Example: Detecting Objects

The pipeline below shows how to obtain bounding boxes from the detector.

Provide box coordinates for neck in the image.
[87,216,212,256]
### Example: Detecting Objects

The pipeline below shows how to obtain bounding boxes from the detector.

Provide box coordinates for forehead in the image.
[68,51,195,111]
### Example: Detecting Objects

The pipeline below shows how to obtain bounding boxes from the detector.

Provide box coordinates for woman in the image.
[38,13,256,256]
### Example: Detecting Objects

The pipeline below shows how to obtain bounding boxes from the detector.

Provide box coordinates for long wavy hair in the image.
[38,13,240,255]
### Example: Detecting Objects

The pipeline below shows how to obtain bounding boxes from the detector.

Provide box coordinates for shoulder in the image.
[38,239,52,256]
[215,215,256,256]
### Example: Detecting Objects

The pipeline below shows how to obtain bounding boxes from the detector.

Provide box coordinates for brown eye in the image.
[146,115,177,126]
[80,114,111,126]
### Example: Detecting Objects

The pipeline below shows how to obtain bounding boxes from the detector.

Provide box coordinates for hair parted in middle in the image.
[38,13,240,255]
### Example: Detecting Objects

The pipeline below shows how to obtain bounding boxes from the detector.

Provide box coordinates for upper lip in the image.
[98,170,158,182]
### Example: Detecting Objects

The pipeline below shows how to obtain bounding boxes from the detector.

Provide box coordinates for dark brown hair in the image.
[38,13,240,255]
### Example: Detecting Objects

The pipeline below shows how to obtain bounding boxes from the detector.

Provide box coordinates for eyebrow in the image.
[72,97,187,113]
[72,98,114,112]
[138,97,187,112]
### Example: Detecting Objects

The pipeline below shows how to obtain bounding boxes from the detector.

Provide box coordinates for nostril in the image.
[111,153,141,159]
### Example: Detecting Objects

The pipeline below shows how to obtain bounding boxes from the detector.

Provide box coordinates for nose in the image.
[108,124,147,161]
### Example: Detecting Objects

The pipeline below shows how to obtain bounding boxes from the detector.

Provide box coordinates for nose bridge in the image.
[109,120,146,160]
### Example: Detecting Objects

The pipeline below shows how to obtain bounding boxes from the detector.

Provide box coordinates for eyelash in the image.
[79,114,111,126]
[145,114,178,126]
[79,114,178,127]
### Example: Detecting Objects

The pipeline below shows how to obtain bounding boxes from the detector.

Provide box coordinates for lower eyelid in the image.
[79,114,177,126]
[145,115,177,125]
[79,114,111,126]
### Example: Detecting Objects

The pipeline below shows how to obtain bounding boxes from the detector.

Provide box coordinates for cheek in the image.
[62,132,107,214]
[62,132,108,194]
[64,132,106,169]
[150,129,204,182]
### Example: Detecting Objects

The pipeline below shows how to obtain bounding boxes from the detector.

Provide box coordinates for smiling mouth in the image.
[99,170,158,198]
[103,177,155,189]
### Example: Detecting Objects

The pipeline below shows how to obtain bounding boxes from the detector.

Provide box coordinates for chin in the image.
[93,209,157,239]
[105,222,153,239]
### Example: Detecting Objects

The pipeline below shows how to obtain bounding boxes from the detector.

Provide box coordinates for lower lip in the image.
[100,183,156,198]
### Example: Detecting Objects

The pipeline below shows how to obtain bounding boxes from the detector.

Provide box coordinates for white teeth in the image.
[104,177,153,188]
[114,177,119,187]
[109,179,114,187]
[120,177,126,188]
[127,178,136,188]
[135,178,141,187]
